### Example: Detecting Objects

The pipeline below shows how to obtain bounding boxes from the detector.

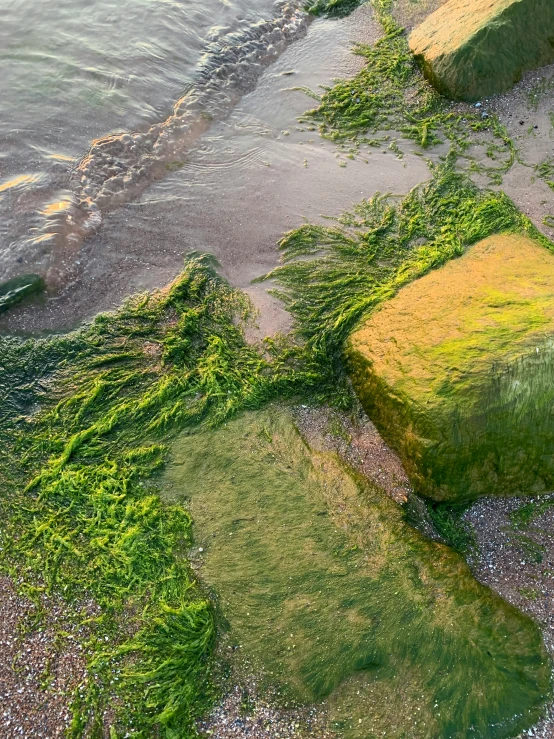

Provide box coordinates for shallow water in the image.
[0,4,430,334]
[0,0,302,282]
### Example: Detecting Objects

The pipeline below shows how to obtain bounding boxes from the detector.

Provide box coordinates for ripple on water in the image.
[0,0,309,286]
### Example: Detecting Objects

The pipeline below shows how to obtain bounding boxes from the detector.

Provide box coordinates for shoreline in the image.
[2,0,554,737]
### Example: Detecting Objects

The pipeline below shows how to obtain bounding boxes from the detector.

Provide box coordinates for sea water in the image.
[0,0,308,282]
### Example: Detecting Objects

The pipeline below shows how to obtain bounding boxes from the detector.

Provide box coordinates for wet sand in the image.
[4,2,554,737]
[0,5,430,335]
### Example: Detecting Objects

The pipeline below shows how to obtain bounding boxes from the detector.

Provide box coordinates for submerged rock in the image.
[163,406,550,738]
[409,0,554,101]
[0,274,44,314]
[348,233,554,501]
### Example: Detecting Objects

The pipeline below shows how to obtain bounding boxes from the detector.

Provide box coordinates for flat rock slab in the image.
[348,233,554,501]
[163,407,550,737]
[409,0,554,101]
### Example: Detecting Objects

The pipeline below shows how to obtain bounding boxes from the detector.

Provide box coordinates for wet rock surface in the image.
[409,0,554,101]
[165,405,550,739]
[348,234,554,501]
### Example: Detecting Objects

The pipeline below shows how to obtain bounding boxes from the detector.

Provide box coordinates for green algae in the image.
[510,498,554,529]
[535,157,554,191]
[305,0,366,18]
[262,164,540,370]
[425,502,476,554]
[0,255,323,737]
[0,156,550,739]
[348,234,554,501]
[300,0,514,180]
[0,273,44,313]
[262,166,554,504]
[162,406,551,738]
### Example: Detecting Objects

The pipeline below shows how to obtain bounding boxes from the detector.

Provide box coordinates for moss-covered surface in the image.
[347,233,554,501]
[300,0,514,181]
[163,406,551,738]
[263,165,544,376]
[409,0,554,101]
[0,255,327,737]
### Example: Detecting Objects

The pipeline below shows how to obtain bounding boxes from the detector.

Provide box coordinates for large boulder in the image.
[409,0,554,101]
[347,233,554,501]
[163,406,550,737]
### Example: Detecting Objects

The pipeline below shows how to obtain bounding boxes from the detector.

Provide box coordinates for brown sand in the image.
[0,5,428,336]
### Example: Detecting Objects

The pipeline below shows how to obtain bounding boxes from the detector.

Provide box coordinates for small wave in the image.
[0,173,44,196]
[40,0,311,287]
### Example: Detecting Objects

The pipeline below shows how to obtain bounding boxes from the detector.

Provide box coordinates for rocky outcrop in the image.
[348,233,554,501]
[409,0,554,101]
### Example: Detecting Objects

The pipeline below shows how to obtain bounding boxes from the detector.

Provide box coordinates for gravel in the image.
[293,403,412,504]
[198,677,336,739]
[0,577,91,738]
[464,496,554,738]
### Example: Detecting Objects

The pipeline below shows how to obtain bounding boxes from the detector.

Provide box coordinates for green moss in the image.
[299,0,514,179]
[409,0,554,101]
[162,406,551,739]
[348,233,554,501]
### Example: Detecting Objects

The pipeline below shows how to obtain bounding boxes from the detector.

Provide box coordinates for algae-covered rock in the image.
[409,0,554,101]
[0,273,44,313]
[348,233,554,501]
[163,406,550,738]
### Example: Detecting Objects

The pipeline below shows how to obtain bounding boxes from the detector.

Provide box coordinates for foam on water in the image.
[30,1,311,286]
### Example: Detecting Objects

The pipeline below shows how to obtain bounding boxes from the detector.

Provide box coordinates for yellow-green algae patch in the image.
[163,406,550,739]
[409,0,554,101]
[348,233,554,501]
